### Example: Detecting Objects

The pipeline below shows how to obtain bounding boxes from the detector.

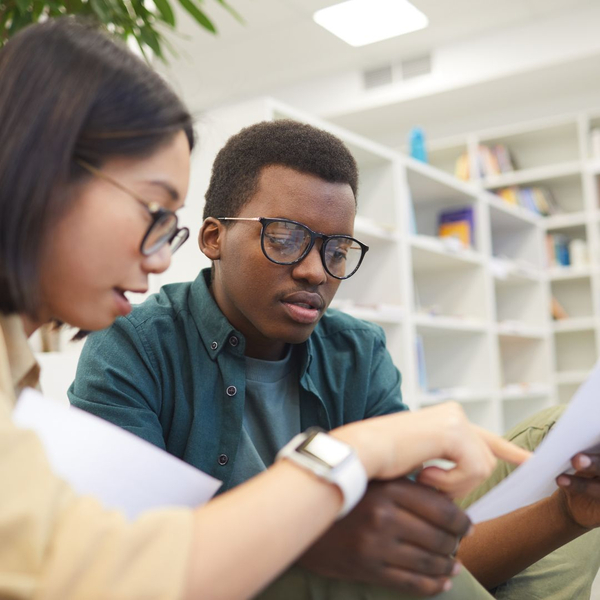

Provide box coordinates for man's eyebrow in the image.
[147,180,180,202]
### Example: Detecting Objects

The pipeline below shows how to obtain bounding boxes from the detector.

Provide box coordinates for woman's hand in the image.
[334,402,531,499]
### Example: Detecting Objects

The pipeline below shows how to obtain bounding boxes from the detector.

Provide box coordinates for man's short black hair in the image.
[203,119,358,220]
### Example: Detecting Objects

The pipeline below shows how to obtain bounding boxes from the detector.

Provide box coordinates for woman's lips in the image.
[113,288,132,316]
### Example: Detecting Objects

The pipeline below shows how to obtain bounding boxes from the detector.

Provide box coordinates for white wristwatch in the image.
[276,427,367,518]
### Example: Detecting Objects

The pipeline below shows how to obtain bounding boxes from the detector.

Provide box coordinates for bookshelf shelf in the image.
[496,323,547,339]
[490,257,543,284]
[419,389,493,406]
[410,235,483,269]
[482,161,581,190]
[329,300,404,325]
[555,370,591,386]
[501,384,553,401]
[354,215,400,242]
[553,317,597,333]
[544,211,588,230]
[414,314,488,334]
[548,266,594,281]
[486,193,541,225]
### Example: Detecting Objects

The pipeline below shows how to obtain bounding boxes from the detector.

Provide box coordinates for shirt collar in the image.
[188,269,247,359]
[0,313,40,408]
[187,268,314,375]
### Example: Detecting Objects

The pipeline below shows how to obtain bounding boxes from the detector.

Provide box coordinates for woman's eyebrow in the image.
[147,180,180,202]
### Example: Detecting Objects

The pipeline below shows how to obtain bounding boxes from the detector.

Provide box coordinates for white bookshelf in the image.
[426,110,600,408]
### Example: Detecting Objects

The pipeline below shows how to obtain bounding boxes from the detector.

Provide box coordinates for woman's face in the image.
[38,130,191,331]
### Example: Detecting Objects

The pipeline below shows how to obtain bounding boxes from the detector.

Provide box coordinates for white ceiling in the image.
[163,0,598,110]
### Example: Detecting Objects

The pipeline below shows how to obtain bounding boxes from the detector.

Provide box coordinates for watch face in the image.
[299,432,353,469]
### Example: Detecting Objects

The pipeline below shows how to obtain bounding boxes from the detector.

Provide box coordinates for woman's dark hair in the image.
[0,18,195,317]
[203,120,358,220]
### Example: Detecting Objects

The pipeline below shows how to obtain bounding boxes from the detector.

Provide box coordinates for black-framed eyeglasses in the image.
[77,159,189,256]
[217,217,369,280]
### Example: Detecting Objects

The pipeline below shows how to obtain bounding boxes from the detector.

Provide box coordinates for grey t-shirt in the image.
[227,346,301,489]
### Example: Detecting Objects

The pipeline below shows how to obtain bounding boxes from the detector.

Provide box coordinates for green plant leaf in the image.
[177,0,215,33]
[214,0,243,24]
[8,8,32,35]
[152,0,174,26]
[1,0,242,57]
[138,24,162,58]
[31,0,46,20]
[89,0,112,24]
[14,0,30,15]
[0,8,14,35]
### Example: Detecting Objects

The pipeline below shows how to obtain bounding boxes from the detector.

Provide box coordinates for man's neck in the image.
[208,276,289,361]
[244,341,290,361]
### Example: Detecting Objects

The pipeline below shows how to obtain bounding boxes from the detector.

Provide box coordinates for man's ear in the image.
[199,218,222,260]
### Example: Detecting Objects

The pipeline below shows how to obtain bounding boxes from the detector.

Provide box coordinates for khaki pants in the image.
[258,406,600,599]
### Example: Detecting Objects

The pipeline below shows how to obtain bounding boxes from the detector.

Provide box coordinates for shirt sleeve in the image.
[68,318,167,450]
[363,328,408,418]
[0,402,194,600]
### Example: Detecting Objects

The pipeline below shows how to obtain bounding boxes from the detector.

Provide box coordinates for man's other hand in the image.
[298,477,471,596]
[556,452,600,531]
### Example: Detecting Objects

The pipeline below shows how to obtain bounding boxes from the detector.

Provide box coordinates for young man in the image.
[69,120,600,599]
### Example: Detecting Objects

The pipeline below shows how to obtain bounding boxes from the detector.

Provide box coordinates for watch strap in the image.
[276,430,367,519]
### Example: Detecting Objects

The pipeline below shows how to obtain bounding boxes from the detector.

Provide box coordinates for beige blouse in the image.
[0,314,194,599]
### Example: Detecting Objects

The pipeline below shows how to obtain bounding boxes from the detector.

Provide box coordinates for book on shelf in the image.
[415,334,428,392]
[438,206,474,247]
[546,234,588,269]
[477,144,516,177]
[551,296,569,320]
[454,151,470,181]
[495,186,558,216]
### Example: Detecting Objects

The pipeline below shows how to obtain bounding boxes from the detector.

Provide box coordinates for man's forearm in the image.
[457,492,588,590]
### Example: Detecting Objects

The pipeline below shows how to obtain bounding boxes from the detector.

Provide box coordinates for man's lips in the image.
[280,291,324,310]
[280,291,324,324]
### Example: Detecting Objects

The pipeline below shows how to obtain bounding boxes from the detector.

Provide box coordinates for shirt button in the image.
[229,336,239,347]
[211,341,218,350]
[226,385,237,397]
[218,454,229,466]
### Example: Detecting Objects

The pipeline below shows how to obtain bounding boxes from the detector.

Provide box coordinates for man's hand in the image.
[556,452,600,531]
[298,477,471,596]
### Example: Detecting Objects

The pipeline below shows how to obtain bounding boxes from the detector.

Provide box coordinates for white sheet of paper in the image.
[13,388,222,520]
[467,361,600,523]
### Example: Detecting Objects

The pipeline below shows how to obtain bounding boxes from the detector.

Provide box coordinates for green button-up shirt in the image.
[68,269,406,491]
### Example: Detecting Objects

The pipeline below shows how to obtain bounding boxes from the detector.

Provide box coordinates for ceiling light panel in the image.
[313,0,429,47]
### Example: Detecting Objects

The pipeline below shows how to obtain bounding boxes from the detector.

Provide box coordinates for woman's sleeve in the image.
[0,409,194,600]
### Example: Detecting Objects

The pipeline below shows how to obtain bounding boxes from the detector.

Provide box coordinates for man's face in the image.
[206,164,356,360]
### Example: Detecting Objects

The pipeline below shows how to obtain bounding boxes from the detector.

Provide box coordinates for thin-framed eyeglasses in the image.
[76,159,189,256]
[217,217,369,280]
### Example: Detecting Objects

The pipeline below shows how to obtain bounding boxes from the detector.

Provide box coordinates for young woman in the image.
[0,18,529,599]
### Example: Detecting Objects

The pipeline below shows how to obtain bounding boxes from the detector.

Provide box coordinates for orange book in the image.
[438,220,471,247]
